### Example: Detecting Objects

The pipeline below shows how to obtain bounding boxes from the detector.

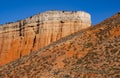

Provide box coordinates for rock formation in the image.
[0,11,91,66]
[0,13,119,78]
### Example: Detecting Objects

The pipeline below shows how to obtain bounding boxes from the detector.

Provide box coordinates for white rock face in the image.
[25,11,91,23]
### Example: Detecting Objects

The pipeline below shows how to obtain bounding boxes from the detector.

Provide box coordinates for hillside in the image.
[0,11,91,66]
[0,13,120,78]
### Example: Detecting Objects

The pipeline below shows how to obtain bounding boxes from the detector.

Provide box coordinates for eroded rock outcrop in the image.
[0,11,91,66]
[0,13,120,78]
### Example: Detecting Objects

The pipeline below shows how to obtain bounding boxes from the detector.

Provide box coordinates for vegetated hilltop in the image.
[0,11,91,66]
[0,13,120,78]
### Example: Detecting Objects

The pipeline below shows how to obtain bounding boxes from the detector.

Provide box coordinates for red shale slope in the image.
[0,13,120,78]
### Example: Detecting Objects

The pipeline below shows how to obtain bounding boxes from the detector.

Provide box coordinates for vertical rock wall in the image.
[0,11,91,66]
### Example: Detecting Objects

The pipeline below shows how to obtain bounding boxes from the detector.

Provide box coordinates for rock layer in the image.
[0,11,91,66]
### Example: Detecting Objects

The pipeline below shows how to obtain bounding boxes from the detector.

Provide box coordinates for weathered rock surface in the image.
[0,11,91,66]
[0,13,119,78]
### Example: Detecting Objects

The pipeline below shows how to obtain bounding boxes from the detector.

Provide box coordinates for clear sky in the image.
[0,0,120,25]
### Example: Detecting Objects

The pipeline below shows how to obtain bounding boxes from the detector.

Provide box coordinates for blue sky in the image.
[0,0,120,25]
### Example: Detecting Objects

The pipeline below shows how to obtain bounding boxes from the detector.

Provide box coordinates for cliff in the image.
[0,11,91,66]
[0,13,120,78]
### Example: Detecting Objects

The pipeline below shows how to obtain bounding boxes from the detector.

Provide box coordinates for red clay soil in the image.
[0,13,120,78]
